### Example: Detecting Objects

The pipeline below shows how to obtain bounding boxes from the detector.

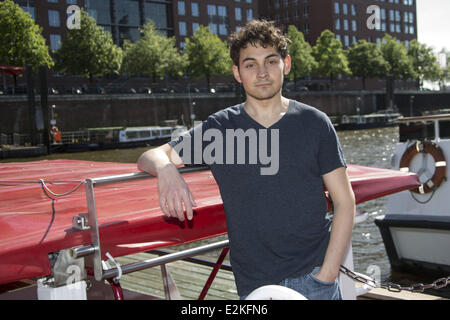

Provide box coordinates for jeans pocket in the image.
[308,273,336,286]
[307,266,336,286]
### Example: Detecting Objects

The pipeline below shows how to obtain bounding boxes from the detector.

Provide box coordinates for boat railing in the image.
[70,165,233,299]
[70,165,368,300]
[60,130,92,144]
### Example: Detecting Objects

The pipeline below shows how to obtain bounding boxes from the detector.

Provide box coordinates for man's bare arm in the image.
[137,144,197,221]
[315,166,356,283]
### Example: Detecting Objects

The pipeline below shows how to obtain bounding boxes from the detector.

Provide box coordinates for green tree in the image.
[286,25,317,86]
[408,40,442,89]
[54,10,122,82]
[122,21,185,84]
[442,49,450,90]
[312,30,351,89]
[0,0,53,69]
[347,40,388,90]
[378,34,415,108]
[184,26,232,90]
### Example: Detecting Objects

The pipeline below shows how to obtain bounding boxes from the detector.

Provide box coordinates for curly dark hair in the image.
[228,19,290,66]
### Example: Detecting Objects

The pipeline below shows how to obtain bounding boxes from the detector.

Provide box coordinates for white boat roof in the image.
[398,114,450,123]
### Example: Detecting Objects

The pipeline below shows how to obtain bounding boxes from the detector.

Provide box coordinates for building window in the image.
[192,22,199,33]
[21,6,35,20]
[303,7,309,18]
[86,0,111,25]
[246,8,253,21]
[50,34,61,50]
[179,21,187,36]
[48,10,60,27]
[343,3,348,15]
[235,7,242,21]
[343,19,348,31]
[334,2,339,14]
[219,24,227,35]
[191,2,199,17]
[115,0,140,26]
[143,2,169,29]
[207,5,216,16]
[177,1,185,16]
[304,23,310,34]
[66,0,77,4]
[208,23,218,34]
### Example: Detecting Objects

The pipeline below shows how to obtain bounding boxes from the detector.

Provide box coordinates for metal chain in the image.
[340,265,450,293]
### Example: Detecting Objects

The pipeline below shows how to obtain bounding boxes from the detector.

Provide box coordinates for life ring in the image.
[399,141,447,194]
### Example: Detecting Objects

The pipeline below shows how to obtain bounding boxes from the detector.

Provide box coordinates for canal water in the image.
[2,126,448,297]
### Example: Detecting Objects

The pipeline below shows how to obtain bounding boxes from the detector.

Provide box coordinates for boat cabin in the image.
[398,114,450,142]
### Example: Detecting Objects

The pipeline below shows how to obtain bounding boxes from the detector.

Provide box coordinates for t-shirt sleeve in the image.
[318,114,347,175]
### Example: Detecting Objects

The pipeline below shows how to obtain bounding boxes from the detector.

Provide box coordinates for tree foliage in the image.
[184,26,232,89]
[122,21,185,82]
[285,25,316,84]
[0,0,53,69]
[312,30,351,87]
[54,10,122,81]
[378,34,415,108]
[407,39,442,88]
[379,34,415,81]
[347,40,388,90]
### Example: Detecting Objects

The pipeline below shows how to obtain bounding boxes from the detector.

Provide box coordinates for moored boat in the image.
[50,125,187,153]
[375,114,450,276]
[336,110,401,131]
[0,160,419,300]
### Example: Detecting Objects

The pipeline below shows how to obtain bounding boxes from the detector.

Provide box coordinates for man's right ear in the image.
[232,65,242,84]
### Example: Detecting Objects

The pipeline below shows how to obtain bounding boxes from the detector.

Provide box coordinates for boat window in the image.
[126,131,138,139]
[139,131,151,138]
[399,122,435,142]
[161,129,171,136]
[440,120,450,139]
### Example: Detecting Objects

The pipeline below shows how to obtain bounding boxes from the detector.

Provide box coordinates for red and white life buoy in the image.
[399,141,447,194]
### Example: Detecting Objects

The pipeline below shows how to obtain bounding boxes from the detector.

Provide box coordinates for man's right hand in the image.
[156,163,197,221]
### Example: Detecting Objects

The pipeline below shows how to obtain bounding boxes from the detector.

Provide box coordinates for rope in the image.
[39,179,85,198]
[0,179,85,242]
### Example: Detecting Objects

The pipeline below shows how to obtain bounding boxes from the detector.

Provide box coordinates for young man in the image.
[137,20,355,300]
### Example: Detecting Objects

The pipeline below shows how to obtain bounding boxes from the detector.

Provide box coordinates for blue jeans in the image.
[278,266,342,300]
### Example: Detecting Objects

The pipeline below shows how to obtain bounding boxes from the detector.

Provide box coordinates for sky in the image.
[416,0,450,52]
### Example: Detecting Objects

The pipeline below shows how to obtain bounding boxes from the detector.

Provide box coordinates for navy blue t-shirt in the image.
[168,99,346,296]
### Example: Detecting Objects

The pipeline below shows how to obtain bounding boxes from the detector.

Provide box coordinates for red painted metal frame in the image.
[198,247,230,300]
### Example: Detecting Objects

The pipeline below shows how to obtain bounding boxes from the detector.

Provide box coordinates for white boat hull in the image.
[375,214,450,275]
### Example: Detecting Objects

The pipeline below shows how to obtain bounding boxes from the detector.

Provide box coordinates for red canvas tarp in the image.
[0,160,420,284]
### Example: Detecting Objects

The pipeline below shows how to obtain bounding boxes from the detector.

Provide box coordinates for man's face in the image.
[232,44,291,101]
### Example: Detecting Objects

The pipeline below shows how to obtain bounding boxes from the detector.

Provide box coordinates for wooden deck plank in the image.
[115,252,239,300]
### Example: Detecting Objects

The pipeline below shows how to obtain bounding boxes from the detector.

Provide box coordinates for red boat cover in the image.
[0,160,419,285]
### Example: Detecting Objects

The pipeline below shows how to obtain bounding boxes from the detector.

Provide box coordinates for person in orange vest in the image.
[50,126,62,143]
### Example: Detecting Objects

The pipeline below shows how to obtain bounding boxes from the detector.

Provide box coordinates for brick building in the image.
[260,0,417,48]
[5,0,417,91]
